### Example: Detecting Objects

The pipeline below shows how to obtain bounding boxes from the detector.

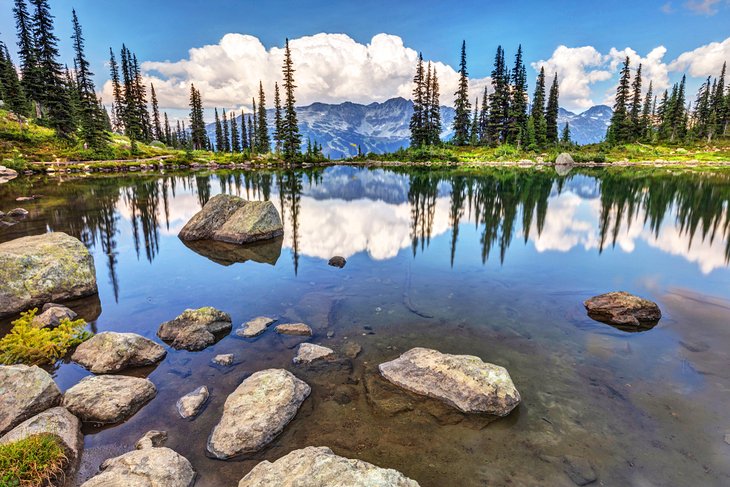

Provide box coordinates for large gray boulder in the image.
[379,347,521,416]
[207,369,310,459]
[63,375,156,424]
[555,152,575,166]
[238,446,419,487]
[0,232,98,317]
[80,447,195,487]
[71,332,167,373]
[0,365,61,435]
[584,291,661,328]
[157,307,232,351]
[178,194,283,244]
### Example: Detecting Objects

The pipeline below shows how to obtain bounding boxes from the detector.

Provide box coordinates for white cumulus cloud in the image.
[668,37,730,77]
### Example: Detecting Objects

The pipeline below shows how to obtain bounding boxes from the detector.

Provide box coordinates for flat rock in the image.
[0,232,98,317]
[584,291,661,328]
[81,447,196,487]
[6,207,28,217]
[178,194,247,241]
[0,365,61,435]
[31,303,77,328]
[212,353,234,366]
[207,369,310,459]
[236,316,276,338]
[63,375,156,424]
[177,386,209,419]
[275,323,313,336]
[157,307,232,351]
[378,347,521,416]
[71,332,166,373]
[238,446,419,486]
[136,430,168,449]
[293,343,335,364]
[328,256,347,268]
[213,201,284,244]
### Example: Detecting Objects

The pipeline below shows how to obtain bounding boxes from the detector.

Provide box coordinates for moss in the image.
[0,309,92,366]
[0,433,68,487]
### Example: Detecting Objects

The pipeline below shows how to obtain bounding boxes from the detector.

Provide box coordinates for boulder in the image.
[0,232,98,318]
[275,323,313,336]
[71,332,167,373]
[182,236,283,267]
[213,201,284,244]
[555,153,575,166]
[6,208,28,217]
[238,446,419,487]
[157,307,232,351]
[236,316,276,338]
[178,194,247,241]
[207,369,310,459]
[0,365,61,435]
[328,256,347,268]
[176,386,209,419]
[293,343,335,364]
[31,304,77,328]
[135,430,168,450]
[378,347,521,416]
[584,291,661,328]
[80,447,195,487]
[63,375,156,424]
[212,354,234,366]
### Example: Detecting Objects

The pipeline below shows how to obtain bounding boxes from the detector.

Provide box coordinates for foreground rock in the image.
[177,386,209,419]
[63,375,156,424]
[328,256,347,268]
[0,407,83,479]
[293,343,335,364]
[179,194,284,244]
[0,232,98,317]
[207,369,310,459]
[379,347,521,416]
[584,291,661,328]
[275,323,313,336]
[81,447,196,487]
[136,430,168,449]
[238,446,419,486]
[71,332,166,373]
[31,303,77,328]
[0,365,61,435]
[157,307,232,351]
[236,316,276,338]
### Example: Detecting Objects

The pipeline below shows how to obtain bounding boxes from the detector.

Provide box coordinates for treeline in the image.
[606,57,729,145]
[409,42,566,150]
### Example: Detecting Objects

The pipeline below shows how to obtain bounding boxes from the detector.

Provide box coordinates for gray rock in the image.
[236,316,276,338]
[207,369,310,459]
[63,375,156,424]
[0,232,98,317]
[212,353,234,366]
[81,447,195,487]
[343,341,362,359]
[378,347,521,416]
[238,446,419,486]
[275,323,313,336]
[71,332,166,373]
[328,256,347,268]
[0,165,18,183]
[562,455,597,486]
[178,194,247,241]
[177,386,209,419]
[293,343,335,364]
[724,433,730,445]
[157,307,232,351]
[6,207,28,217]
[555,153,575,166]
[584,291,661,328]
[135,430,168,449]
[0,365,62,435]
[31,304,77,328]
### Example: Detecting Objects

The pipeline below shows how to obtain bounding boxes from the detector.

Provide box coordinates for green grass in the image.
[0,433,68,487]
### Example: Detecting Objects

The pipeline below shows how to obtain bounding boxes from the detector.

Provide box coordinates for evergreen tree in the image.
[273,82,283,153]
[488,46,509,144]
[607,56,632,143]
[629,63,643,140]
[188,84,206,150]
[0,43,28,115]
[531,66,547,147]
[251,98,258,152]
[478,86,489,144]
[230,112,241,152]
[712,62,726,137]
[241,110,249,150]
[693,77,712,138]
[163,112,171,146]
[120,45,142,145]
[424,62,432,141]
[427,66,442,145]
[150,83,162,141]
[222,108,231,152]
[247,114,254,152]
[561,122,571,145]
[409,53,426,146]
[508,45,528,146]
[640,80,654,141]
[452,41,471,145]
[469,98,479,145]
[130,53,151,141]
[545,73,560,144]
[214,108,223,152]
[256,81,270,152]
[13,0,38,115]
[108,48,124,132]
[281,38,301,159]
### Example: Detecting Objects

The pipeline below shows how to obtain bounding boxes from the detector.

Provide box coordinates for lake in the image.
[1,165,729,486]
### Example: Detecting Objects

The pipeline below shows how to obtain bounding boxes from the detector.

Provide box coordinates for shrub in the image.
[0,433,68,487]
[0,309,92,366]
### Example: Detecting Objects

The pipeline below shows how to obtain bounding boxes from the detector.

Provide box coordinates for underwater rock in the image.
[293,343,335,364]
[236,316,276,338]
[584,291,661,329]
[275,323,313,336]
[328,256,347,268]
[0,364,61,435]
[176,386,209,419]
[81,447,195,487]
[157,307,232,351]
[63,375,156,424]
[212,354,234,366]
[562,455,597,486]
[71,332,166,373]
[135,430,168,449]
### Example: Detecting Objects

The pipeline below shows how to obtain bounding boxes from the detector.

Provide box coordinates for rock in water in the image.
[328,256,347,268]
[6,208,28,217]
[555,152,575,165]
[177,386,209,419]
[0,165,18,183]
[212,354,234,366]
[207,369,310,459]
[378,347,521,416]
[238,446,420,486]
[136,430,168,449]
[80,447,196,487]
[179,194,247,241]
[0,232,98,317]
[275,323,313,336]
[293,343,335,364]
[157,307,232,351]
[236,316,276,338]
[31,304,77,328]
[71,332,167,373]
[63,375,156,424]
[0,365,61,435]
[584,291,661,328]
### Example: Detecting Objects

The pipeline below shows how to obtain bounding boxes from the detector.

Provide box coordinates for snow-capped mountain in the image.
[557,105,613,145]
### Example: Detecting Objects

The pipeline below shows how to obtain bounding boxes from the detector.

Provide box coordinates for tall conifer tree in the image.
[274,82,283,153]
[545,73,560,144]
[256,81,270,152]
[409,53,426,146]
[488,46,509,144]
[452,41,471,145]
[214,108,223,152]
[281,38,301,159]
[13,0,38,114]
[230,112,241,152]
[150,83,162,141]
[531,67,547,147]
[608,56,632,143]
[222,108,231,152]
[508,45,528,146]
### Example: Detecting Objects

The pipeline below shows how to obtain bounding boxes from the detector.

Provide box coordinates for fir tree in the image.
[545,73,560,144]
[273,82,283,153]
[150,83,162,141]
[531,66,547,147]
[251,98,258,152]
[508,45,528,146]
[488,46,509,144]
[0,43,28,115]
[230,112,241,152]
[629,63,643,140]
[452,41,471,145]
[256,81,270,152]
[108,48,124,132]
[640,80,654,141]
[163,112,171,146]
[469,98,479,145]
[427,66,442,145]
[281,38,301,159]
[214,108,223,152]
[241,110,249,150]
[13,0,37,115]
[130,53,151,141]
[409,53,426,146]
[188,84,206,150]
[607,56,632,143]
[478,86,489,144]
[120,45,142,145]
[247,114,254,152]
[712,62,726,137]
[561,122,571,145]
[222,108,231,152]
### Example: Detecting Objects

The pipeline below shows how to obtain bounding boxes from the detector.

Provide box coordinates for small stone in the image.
[212,354,234,366]
[584,291,661,328]
[343,342,362,359]
[31,304,77,328]
[562,455,597,486]
[135,430,168,449]
[6,208,28,217]
[15,196,34,202]
[555,152,575,165]
[236,316,276,338]
[293,343,335,364]
[63,375,156,424]
[328,256,347,268]
[326,330,335,338]
[71,332,166,373]
[157,307,232,351]
[177,386,209,419]
[275,323,313,336]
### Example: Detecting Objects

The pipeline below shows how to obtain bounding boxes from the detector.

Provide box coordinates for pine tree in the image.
[452,41,471,145]
[230,112,241,152]
[0,43,28,115]
[545,73,560,144]
[711,62,726,137]
[607,56,632,143]
[531,67,547,147]
[427,66,442,145]
[488,46,509,144]
[214,108,223,152]
[424,62,432,142]
[508,45,528,146]
[561,122,571,145]
[251,98,258,152]
[640,80,654,141]
[222,108,231,152]
[273,82,283,153]
[188,84,206,150]
[247,115,254,152]
[629,63,643,140]
[150,83,163,141]
[256,81,270,152]
[120,45,142,145]
[409,53,426,147]
[130,53,151,141]
[281,38,301,159]
[163,112,171,146]
[13,0,38,115]
[469,98,479,145]
[478,86,489,144]
[241,110,249,150]
[108,48,124,132]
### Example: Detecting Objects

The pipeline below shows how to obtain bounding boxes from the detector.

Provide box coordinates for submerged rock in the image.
[177,386,209,419]
[275,323,313,336]
[0,232,98,317]
[584,291,661,328]
[6,207,28,217]
[212,353,234,366]
[157,307,232,351]
[207,369,310,459]
[236,316,276,338]
[378,347,521,416]
[562,455,597,486]
[0,364,61,435]
[178,194,246,241]
[81,447,196,487]
[293,343,335,364]
[343,341,362,359]
[136,430,168,449]
[238,446,419,486]
[71,331,166,373]
[31,303,77,328]
[328,256,347,268]
[63,375,156,424]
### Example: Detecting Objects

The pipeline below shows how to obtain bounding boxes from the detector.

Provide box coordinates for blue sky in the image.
[1,0,729,114]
